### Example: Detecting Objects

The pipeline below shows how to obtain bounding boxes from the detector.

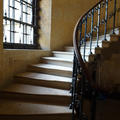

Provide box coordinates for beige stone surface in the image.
[39,0,52,50]
[100,54,120,89]
[51,0,99,50]
[0,50,51,88]
[0,98,71,115]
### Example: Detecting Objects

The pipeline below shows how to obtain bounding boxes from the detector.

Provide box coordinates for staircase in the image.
[1,32,119,120]
[71,0,120,120]
[1,0,120,120]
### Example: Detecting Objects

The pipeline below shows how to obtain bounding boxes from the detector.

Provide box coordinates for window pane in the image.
[30,27,33,44]
[15,0,21,21]
[3,0,37,48]
[20,24,24,44]
[14,22,20,43]
[3,20,10,43]
[27,6,32,24]
[3,0,8,16]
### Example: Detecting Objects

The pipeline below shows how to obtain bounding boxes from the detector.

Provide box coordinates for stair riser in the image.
[65,48,74,52]
[95,47,102,54]
[93,35,110,41]
[53,54,73,59]
[102,41,110,48]
[86,42,102,47]
[53,53,89,61]
[0,114,72,120]
[110,35,120,42]
[65,49,95,55]
[80,50,94,55]
[89,55,95,62]
[15,77,71,90]
[66,46,98,52]
[41,59,73,68]
[65,47,96,55]
[28,66,72,77]
[1,92,71,106]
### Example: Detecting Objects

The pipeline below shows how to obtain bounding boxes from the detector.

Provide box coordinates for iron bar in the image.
[90,9,94,54]
[78,74,85,120]
[97,4,101,47]
[113,0,117,34]
[83,16,87,61]
[8,0,10,17]
[9,6,19,10]
[25,1,28,44]
[23,24,24,44]
[10,21,12,43]
[15,0,33,6]
[72,54,78,120]
[79,23,82,50]
[104,0,108,41]
[90,91,96,120]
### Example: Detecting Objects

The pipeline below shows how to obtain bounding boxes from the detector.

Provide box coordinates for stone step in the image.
[0,98,72,120]
[85,41,102,47]
[41,57,73,67]
[15,72,72,90]
[65,34,110,52]
[1,83,71,106]
[53,51,89,61]
[65,46,95,53]
[53,51,74,59]
[93,34,110,41]
[110,34,120,42]
[28,64,72,77]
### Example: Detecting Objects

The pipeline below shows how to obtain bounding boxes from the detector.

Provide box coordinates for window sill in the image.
[4,49,49,52]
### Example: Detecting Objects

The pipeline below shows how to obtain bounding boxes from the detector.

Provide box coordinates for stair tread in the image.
[31,64,72,72]
[66,46,96,50]
[1,83,71,96]
[16,72,72,83]
[53,50,90,56]
[0,99,71,115]
[42,57,73,62]
[53,51,74,55]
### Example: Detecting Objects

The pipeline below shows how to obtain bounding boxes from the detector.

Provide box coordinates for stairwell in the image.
[0,28,120,119]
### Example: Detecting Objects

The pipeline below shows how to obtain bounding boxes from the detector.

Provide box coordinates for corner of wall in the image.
[39,0,52,50]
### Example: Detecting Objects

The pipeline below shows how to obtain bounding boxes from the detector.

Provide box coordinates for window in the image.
[3,0,39,49]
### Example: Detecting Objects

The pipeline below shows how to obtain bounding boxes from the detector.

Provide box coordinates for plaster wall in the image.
[39,0,52,50]
[50,0,99,50]
[0,0,52,88]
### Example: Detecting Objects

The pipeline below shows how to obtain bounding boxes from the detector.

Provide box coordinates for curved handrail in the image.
[73,0,106,87]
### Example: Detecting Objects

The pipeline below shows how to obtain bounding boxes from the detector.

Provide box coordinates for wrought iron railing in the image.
[71,0,119,120]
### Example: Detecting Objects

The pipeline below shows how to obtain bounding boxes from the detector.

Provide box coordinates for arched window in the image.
[3,0,39,49]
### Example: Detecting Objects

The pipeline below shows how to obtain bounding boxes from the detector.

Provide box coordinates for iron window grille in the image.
[3,0,40,49]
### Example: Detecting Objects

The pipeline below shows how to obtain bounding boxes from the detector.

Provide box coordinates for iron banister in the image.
[73,0,106,87]
[72,0,117,120]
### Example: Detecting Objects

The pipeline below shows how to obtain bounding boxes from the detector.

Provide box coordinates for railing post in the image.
[104,0,108,41]
[79,22,82,50]
[113,0,117,34]
[83,16,87,61]
[97,4,101,47]
[90,9,94,54]
[90,90,97,120]
[71,54,78,120]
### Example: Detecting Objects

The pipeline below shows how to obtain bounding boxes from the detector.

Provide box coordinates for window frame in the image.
[3,0,40,49]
